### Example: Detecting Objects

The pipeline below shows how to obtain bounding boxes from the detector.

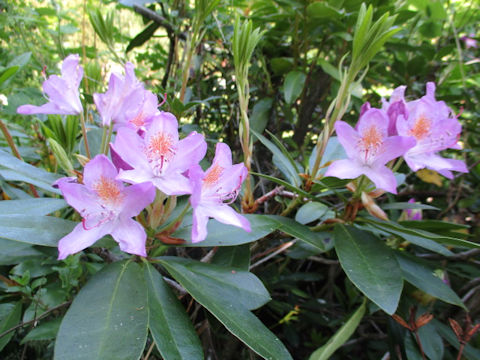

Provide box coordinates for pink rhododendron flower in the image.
[381,86,408,136]
[56,155,155,259]
[405,198,422,221]
[396,82,468,179]
[17,54,83,115]
[461,34,478,49]
[188,143,251,243]
[93,62,158,129]
[112,112,207,195]
[325,109,415,194]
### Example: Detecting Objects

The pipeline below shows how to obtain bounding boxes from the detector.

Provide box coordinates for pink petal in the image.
[362,165,398,194]
[152,172,192,195]
[83,155,119,189]
[112,127,150,172]
[324,159,364,180]
[201,204,251,232]
[58,223,108,260]
[188,165,205,208]
[334,121,360,159]
[111,218,147,257]
[121,182,156,218]
[212,143,233,168]
[170,132,207,173]
[374,135,416,165]
[191,208,209,243]
[146,112,179,145]
[57,182,97,214]
[357,109,388,138]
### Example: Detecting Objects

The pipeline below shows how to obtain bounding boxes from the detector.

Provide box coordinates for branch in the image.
[132,5,186,40]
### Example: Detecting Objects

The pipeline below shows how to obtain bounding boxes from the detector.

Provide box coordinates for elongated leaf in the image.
[144,263,203,360]
[126,22,160,53]
[0,238,43,265]
[267,215,329,252]
[394,252,464,308]
[175,214,277,246]
[21,318,61,344]
[363,218,480,249]
[0,66,19,87]
[334,225,402,314]
[295,202,333,225]
[367,222,453,256]
[251,172,315,199]
[0,149,60,194]
[211,244,251,271]
[0,198,67,215]
[284,71,306,105]
[309,298,366,360]
[381,202,438,211]
[308,137,347,176]
[159,257,292,360]
[159,257,269,310]
[0,302,22,351]
[55,261,148,360]
[251,129,300,186]
[0,215,76,246]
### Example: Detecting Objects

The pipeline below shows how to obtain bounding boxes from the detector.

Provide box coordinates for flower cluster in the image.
[326,82,467,193]
[17,55,251,259]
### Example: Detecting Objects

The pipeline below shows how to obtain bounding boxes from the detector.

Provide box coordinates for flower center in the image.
[204,163,223,187]
[146,132,176,175]
[92,176,124,205]
[409,115,431,140]
[361,126,383,150]
[130,111,146,128]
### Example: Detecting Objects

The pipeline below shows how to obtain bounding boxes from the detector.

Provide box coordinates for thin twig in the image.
[144,341,155,360]
[250,240,296,270]
[418,249,480,261]
[132,5,185,40]
[308,256,339,265]
[163,276,187,296]
[0,301,71,339]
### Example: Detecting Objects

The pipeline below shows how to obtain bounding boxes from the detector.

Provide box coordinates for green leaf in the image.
[366,221,453,256]
[251,98,273,134]
[394,252,465,308]
[159,257,292,360]
[159,257,269,310]
[363,218,479,249]
[0,198,67,215]
[0,215,76,246]
[267,215,329,252]
[211,245,251,271]
[126,22,160,53]
[334,225,403,314]
[381,202,438,211]
[306,2,343,19]
[295,202,333,225]
[0,238,43,265]
[21,318,61,344]
[175,214,277,247]
[0,302,22,351]
[0,66,19,87]
[251,172,315,200]
[251,129,300,186]
[417,322,444,360]
[144,263,203,360]
[283,71,306,105]
[308,137,347,175]
[309,298,366,360]
[55,261,148,360]
[0,149,61,194]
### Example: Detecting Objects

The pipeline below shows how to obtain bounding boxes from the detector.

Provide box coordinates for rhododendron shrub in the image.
[2,2,478,359]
